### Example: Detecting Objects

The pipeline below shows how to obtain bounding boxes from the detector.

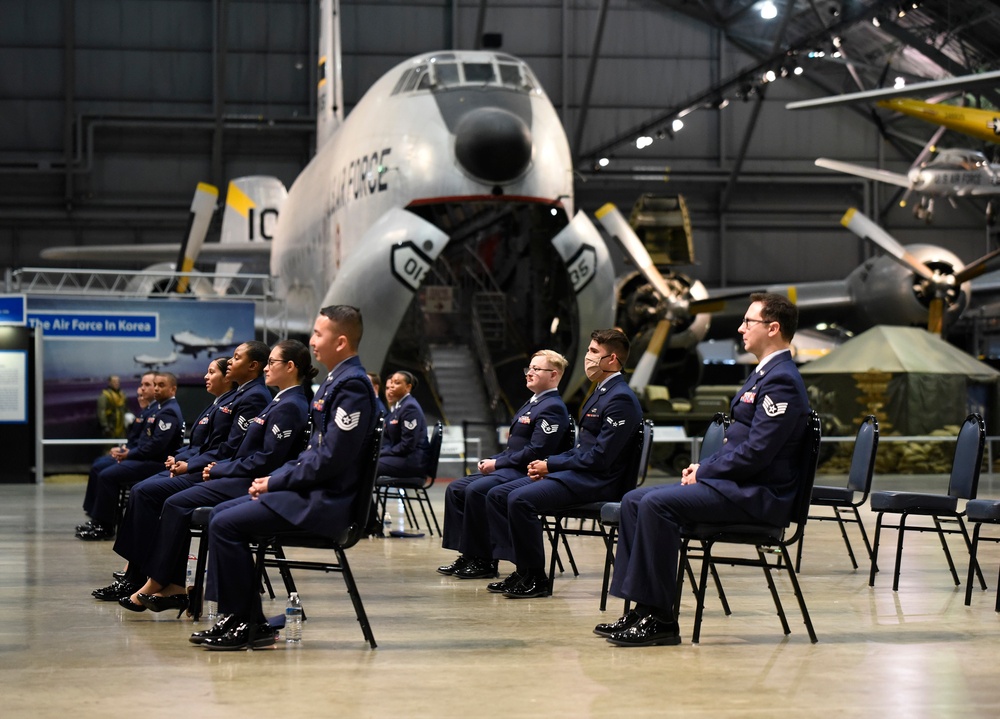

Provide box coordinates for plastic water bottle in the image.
[203,566,217,620]
[395,494,406,534]
[285,592,303,644]
[186,554,196,589]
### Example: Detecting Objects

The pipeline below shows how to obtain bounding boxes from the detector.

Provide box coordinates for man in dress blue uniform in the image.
[79,372,155,532]
[79,372,185,541]
[192,305,377,650]
[598,292,809,647]
[437,349,571,581]
[485,329,643,599]
[95,343,272,600]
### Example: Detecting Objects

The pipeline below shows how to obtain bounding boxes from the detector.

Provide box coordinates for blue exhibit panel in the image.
[0,295,27,326]
[27,311,158,339]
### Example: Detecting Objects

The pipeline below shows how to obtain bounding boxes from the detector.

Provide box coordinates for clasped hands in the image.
[680,463,699,485]
[526,459,549,481]
[248,476,270,499]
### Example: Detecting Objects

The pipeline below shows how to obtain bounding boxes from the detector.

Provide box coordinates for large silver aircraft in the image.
[42,0,615,402]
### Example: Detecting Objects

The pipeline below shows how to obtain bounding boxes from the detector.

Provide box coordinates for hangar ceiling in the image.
[1,0,998,292]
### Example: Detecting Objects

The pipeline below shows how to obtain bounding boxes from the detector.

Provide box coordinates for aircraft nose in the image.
[454,108,532,183]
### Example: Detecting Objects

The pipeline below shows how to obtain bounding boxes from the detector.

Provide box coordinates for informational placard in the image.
[0,349,28,423]
[0,295,27,326]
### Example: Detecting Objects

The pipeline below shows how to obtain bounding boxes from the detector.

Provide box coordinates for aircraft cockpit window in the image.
[402,65,428,93]
[498,63,522,88]
[463,62,496,85]
[432,62,460,87]
[391,69,412,96]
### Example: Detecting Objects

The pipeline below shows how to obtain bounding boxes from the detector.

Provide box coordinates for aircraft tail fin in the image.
[316,0,344,148]
[214,176,288,294]
[174,182,219,294]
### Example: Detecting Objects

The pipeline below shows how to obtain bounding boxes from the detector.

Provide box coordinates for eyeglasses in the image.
[523,366,557,376]
[266,358,289,366]
[741,317,770,328]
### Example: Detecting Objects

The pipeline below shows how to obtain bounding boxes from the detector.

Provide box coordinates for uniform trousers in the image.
[83,454,117,516]
[208,495,296,623]
[112,470,200,574]
[442,470,520,557]
[377,455,424,478]
[147,478,254,594]
[91,459,168,527]
[609,483,756,614]
[486,475,617,571]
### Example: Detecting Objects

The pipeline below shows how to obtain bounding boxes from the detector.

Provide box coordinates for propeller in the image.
[899,125,947,212]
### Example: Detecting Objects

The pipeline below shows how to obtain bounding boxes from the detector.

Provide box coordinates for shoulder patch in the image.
[237,416,250,431]
[605,416,626,428]
[271,424,293,440]
[157,420,173,431]
[403,419,417,431]
[335,406,361,431]
[540,419,559,435]
[762,395,788,417]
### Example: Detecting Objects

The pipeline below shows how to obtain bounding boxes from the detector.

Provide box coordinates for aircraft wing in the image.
[40,241,272,264]
[814,158,912,189]
[785,69,1000,110]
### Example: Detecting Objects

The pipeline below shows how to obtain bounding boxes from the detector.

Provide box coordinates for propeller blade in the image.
[629,319,671,392]
[840,208,935,281]
[927,297,944,335]
[595,203,675,301]
[174,182,219,294]
[953,247,1000,284]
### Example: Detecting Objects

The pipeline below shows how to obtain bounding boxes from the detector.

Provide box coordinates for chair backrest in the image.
[784,411,823,537]
[700,412,728,460]
[846,414,879,495]
[337,417,385,547]
[618,420,653,494]
[559,415,577,454]
[423,421,445,481]
[948,412,985,500]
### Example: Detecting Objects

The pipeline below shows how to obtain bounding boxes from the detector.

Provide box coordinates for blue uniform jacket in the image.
[380,394,429,467]
[697,351,809,525]
[124,403,155,448]
[545,374,642,493]
[183,377,272,475]
[174,387,238,462]
[493,391,571,472]
[127,397,185,462]
[205,386,310,480]
[262,356,378,537]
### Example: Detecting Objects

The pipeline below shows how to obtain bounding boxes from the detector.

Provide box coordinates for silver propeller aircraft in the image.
[42,0,616,401]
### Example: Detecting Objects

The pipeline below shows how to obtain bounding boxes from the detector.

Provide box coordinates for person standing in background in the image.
[97,375,127,439]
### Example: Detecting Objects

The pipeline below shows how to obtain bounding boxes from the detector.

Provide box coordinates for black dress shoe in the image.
[137,592,189,618]
[503,573,549,599]
[75,521,96,532]
[436,555,472,576]
[77,525,114,541]
[93,579,140,601]
[487,571,521,594]
[594,609,642,637]
[118,595,147,612]
[202,620,276,651]
[606,615,681,647]
[190,615,237,645]
[112,570,126,581]
[453,558,499,579]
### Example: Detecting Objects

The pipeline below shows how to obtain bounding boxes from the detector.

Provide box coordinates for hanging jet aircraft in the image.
[41,0,615,403]
[133,350,179,371]
[171,327,237,358]
[814,148,1000,221]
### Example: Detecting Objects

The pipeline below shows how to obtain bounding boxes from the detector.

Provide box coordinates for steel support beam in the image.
[573,0,611,160]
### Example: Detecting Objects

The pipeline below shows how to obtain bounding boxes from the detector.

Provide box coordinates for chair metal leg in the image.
[779,545,818,643]
[418,488,442,536]
[833,508,859,569]
[691,542,713,645]
[757,547,791,635]
[599,526,617,612]
[674,539,690,622]
[190,529,209,621]
[547,520,562,596]
[869,513,885,586]
[966,522,983,606]
[931,516,960,585]
[892,514,908,591]
[708,561,731,616]
[955,516,987,590]
[851,506,874,561]
[336,547,377,649]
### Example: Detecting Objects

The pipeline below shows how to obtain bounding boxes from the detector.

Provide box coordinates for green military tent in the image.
[798,325,999,435]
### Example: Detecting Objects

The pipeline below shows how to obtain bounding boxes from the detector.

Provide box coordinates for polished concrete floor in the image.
[2,474,1000,718]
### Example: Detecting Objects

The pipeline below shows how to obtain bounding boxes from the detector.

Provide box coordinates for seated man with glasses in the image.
[597,292,809,647]
[437,350,571,580]
[485,329,643,598]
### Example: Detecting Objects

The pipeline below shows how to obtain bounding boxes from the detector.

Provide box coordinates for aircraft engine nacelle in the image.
[615,270,711,349]
[845,244,970,327]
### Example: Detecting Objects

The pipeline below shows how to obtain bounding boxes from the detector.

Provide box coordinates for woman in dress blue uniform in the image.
[378,370,430,478]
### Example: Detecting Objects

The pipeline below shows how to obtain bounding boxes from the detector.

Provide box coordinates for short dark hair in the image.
[320,305,363,349]
[591,328,631,367]
[367,372,382,391]
[750,292,798,341]
[242,340,271,373]
[154,371,178,388]
[393,370,417,390]
[275,339,319,383]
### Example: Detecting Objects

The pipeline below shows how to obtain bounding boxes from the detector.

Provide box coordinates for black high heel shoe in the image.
[137,592,189,618]
[118,595,147,613]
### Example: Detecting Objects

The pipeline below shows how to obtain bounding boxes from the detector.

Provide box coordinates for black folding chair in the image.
[965,498,1000,611]
[374,422,444,536]
[678,411,822,644]
[796,414,879,571]
[545,420,653,599]
[868,413,987,592]
[250,418,385,649]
